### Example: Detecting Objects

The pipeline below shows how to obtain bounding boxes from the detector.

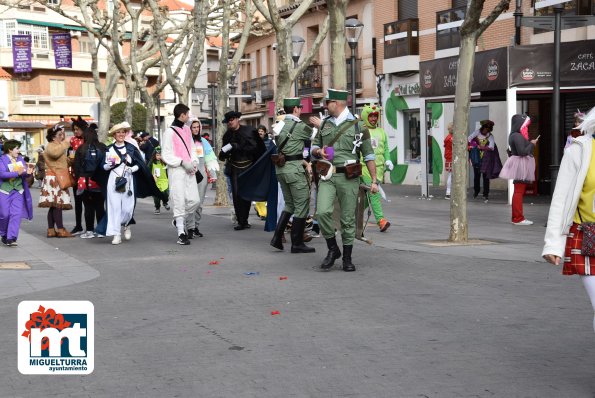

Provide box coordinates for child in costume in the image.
[360,104,393,232]
[149,147,170,215]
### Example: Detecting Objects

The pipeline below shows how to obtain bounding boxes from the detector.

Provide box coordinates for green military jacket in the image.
[275,115,312,175]
[314,115,374,167]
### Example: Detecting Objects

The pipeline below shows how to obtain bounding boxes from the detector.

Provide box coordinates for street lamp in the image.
[345,18,364,115]
[291,35,305,96]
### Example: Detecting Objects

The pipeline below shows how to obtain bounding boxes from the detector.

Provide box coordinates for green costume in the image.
[275,115,312,218]
[314,112,375,245]
[270,97,315,254]
[360,104,391,228]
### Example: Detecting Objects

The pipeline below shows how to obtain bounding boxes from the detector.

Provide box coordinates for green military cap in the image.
[325,88,349,101]
[283,97,302,107]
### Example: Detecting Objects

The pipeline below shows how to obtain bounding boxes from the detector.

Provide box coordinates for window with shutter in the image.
[398,0,418,20]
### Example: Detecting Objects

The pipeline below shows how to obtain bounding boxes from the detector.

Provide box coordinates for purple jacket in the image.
[0,154,33,220]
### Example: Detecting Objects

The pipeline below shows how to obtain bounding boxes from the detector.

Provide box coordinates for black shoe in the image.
[290,217,315,254]
[177,233,190,245]
[320,237,341,271]
[312,224,320,235]
[234,223,251,231]
[1,236,8,246]
[187,229,195,239]
[6,239,17,247]
[342,245,356,272]
[271,211,292,250]
[70,226,83,235]
[193,228,204,237]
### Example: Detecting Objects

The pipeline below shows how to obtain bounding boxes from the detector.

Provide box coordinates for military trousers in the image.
[316,173,359,245]
[277,171,310,218]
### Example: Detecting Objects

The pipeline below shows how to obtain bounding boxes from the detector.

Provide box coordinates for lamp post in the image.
[515,0,594,190]
[208,84,217,150]
[345,18,364,115]
[291,35,305,97]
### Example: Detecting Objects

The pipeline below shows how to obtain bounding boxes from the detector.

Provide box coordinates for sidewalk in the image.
[201,183,553,264]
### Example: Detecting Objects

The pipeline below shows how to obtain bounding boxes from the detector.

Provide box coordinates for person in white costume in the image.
[161,104,200,245]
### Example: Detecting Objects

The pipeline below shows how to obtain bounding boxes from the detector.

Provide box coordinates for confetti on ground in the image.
[243,272,259,276]
[271,310,280,316]
[209,260,219,265]
[206,270,212,274]
[279,276,288,280]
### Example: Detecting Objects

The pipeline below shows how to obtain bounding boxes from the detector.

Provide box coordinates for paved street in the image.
[1,184,594,398]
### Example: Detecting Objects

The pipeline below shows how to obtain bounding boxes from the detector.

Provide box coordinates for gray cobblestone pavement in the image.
[1,185,594,398]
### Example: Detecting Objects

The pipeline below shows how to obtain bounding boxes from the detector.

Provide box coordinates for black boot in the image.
[342,245,356,272]
[290,217,315,253]
[320,237,341,271]
[270,211,292,250]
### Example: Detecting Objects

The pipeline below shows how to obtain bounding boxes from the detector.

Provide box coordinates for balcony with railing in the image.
[383,18,420,74]
[346,58,362,90]
[241,75,274,103]
[436,6,466,51]
[298,64,323,95]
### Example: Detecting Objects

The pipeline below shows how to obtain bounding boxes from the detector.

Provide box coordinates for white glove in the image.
[206,160,220,173]
[129,165,139,173]
[222,143,233,153]
[181,160,194,172]
[385,160,394,171]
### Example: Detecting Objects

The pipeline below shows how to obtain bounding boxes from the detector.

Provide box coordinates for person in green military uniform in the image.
[360,104,393,232]
[270,97,315,254]
[311,89,379,272]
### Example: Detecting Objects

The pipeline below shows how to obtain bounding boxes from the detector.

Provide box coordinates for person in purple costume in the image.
[0,139,33,246]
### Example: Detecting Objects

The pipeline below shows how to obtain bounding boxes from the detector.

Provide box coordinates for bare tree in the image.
[450,0,511,242]
[252,0,329,106]
[212,0,253,206]
[325,0,349,89]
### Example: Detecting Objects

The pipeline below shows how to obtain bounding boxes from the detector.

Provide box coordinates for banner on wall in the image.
[52,33,72,69]
[509,40,595,87]
[419,47,508,98]
[12,35,32,73]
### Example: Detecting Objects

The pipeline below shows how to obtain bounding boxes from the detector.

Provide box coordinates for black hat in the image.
[140,132,149,138]
[222,111,242,124]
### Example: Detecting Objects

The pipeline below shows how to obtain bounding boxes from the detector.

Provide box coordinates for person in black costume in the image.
[218,111,266,230]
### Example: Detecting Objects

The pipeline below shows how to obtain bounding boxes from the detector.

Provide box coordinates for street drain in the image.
[0,262,31,270]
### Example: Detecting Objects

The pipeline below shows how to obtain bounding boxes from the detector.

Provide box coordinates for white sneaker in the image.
[513,219,534,226]
[95,233,105,238]
[111,235,122,245]
[123,226,132,240]
[80,231,95,239]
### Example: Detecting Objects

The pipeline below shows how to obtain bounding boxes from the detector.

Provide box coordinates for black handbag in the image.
[195,170,204,184]
[115,176,128,193]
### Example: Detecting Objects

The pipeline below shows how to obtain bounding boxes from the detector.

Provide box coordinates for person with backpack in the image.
[74,125,107,238]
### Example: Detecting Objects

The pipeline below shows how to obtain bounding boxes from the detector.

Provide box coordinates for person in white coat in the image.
[543,106,595,333]
[161,104,200,245]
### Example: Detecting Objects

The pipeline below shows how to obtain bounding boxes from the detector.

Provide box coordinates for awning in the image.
[16,19,87,32]
[0,121,46,129]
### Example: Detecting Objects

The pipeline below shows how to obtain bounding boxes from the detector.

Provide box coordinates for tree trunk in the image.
[98,97,112,143]
[327,0,348,89]
[449,33,477,243]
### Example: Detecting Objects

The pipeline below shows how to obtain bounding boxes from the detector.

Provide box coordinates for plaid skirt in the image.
[445,161,452,173]
[563,223,595,275]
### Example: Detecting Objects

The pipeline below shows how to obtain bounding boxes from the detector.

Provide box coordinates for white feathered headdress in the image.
[578,106,595,135]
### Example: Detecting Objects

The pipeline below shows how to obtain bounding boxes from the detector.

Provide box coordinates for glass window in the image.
[115,83,126,99]
[404,111,421,163]
[81,81,95,97]
[50,79,65,96]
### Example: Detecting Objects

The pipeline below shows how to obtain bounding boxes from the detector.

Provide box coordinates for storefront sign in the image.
[510,40,595,87]
[12,35,32,74]
[394,83,420,96]
[420,47,507,97]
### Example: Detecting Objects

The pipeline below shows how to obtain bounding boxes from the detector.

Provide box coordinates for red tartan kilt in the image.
[563,223,595,275]
[445,161,452,172]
